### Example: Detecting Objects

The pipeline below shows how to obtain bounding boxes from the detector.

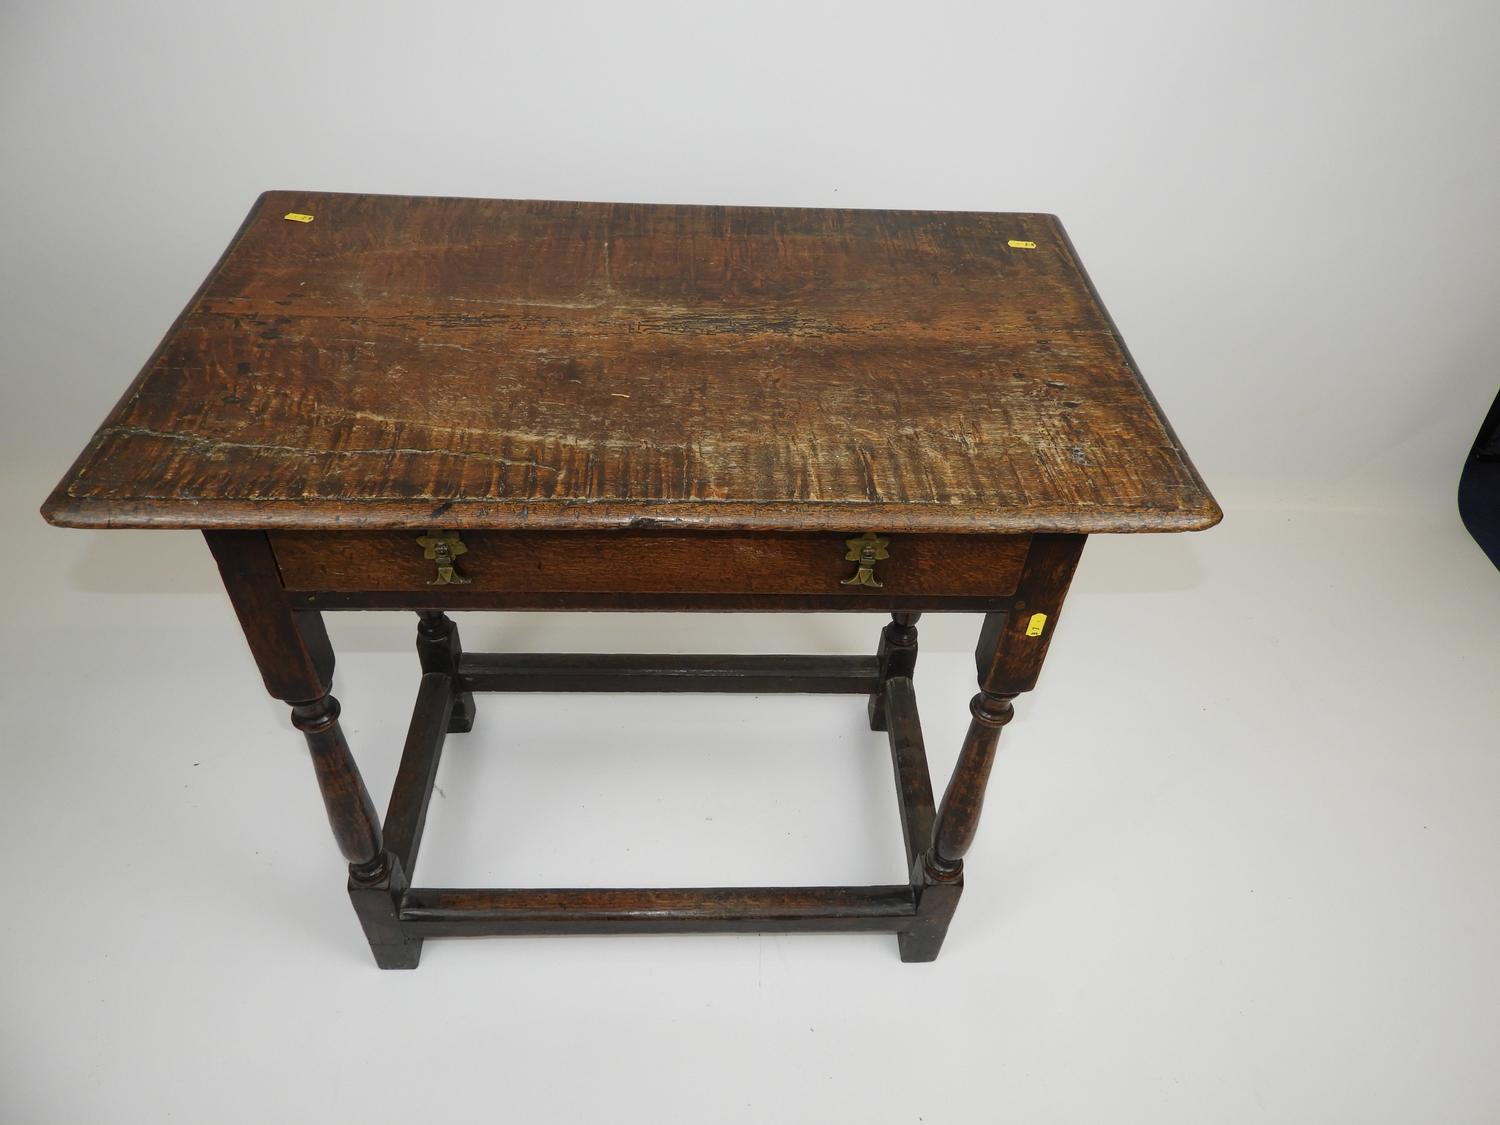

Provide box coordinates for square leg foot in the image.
[900,868,961,962]
[349,859,421,969]
[370,940,423,970]
[897,926,948,962]
[449,690,476,734]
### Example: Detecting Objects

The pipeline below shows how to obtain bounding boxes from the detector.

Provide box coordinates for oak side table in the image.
[42,192,1220,967]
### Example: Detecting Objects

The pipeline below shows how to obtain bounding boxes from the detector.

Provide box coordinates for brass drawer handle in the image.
[416,532,472,586]
[840,532,890,588]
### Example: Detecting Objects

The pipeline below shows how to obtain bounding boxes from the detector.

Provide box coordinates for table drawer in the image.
[268,530,1032,598]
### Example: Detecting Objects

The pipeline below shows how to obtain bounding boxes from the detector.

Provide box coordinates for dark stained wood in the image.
[348,857,421,970]
[204,530,333,702]
[269,529,1031,598]
[929,535,1086,876]
[206,528,387,875]
[41,193,1221,535]
[192,529,1086,965]
[457,652,880,694]
[902,532,1088,959]
[868,611,921,731]
[974,533,1088,695]
[883,677,935,870]
[416,611,475,732]
[42,195,1220,967]
[382,673,454,876]
[398,886,917,937]
[898,876,963,963]
[928,691,1017,880]
[293,589,1020,613]
[207,525,409,966]
[290,693,387,881]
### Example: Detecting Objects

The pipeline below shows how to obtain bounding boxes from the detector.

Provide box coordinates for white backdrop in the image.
[5,3,1500,1122]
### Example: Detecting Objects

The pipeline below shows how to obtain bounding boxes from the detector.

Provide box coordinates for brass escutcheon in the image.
[415,531,472,586]
[840,532,890,588]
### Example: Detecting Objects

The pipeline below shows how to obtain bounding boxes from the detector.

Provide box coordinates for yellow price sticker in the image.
[1024,613,1048,637]
[283,212,315,223]
[1008,239,1037,249]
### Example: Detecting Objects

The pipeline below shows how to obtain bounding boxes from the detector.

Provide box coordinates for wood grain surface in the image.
[267,529,1031,596]
[42,192,1220,534]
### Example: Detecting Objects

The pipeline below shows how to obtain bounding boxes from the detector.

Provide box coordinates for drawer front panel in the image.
[269,531,1031,598]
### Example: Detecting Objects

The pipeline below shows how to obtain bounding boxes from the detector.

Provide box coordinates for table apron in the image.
[268,529,1033,605]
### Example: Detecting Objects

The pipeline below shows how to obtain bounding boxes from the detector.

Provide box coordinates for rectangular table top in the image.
[43,192,1219,534]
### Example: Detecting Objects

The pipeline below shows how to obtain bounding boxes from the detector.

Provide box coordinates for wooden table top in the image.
[43,192,1219,534]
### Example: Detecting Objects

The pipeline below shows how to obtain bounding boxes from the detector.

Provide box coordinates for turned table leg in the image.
[290,693,386,880]
[901,535,1087,962]
[205,531,419,969]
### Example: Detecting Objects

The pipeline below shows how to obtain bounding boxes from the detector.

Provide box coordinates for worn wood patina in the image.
[41,193,1220,967]
[42,192,1218,534]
